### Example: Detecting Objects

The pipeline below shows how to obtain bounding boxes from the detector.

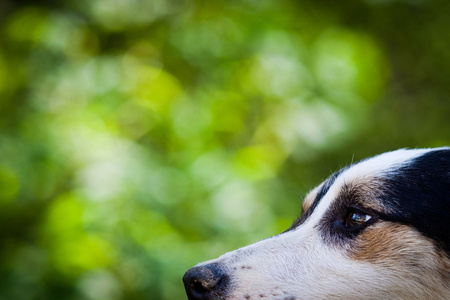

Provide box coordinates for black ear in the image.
[382,149,450,254]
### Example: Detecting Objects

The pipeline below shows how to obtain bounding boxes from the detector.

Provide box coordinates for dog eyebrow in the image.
[286,168,346,231]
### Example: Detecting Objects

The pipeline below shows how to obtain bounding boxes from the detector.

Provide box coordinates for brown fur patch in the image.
[302,184,322,212]
[350,222,450,285]
[304,175,386,216]
[350,222,434,263]
[338,178,387,213]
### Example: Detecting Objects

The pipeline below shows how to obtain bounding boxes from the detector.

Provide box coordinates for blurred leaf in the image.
[0,167,19,202]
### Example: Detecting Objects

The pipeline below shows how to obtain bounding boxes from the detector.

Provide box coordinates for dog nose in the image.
[183,263,228,299]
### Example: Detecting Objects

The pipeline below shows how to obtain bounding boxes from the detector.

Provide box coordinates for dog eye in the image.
[345,210,372,229]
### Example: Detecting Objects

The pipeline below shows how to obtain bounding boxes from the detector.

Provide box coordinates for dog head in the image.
[183,148,450,299]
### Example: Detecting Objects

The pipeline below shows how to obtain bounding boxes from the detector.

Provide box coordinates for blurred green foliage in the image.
[0,0,449,299]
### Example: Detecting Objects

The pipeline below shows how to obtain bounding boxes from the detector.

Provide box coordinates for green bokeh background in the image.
[0,0,449,299]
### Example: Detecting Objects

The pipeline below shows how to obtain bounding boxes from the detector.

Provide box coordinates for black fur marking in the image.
[286,168,346,231]
[379,149,450,254]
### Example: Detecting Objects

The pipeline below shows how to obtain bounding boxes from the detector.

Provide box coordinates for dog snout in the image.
[183,263,229,300]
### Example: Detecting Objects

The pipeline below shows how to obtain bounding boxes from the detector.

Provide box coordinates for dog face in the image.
[183,148,450,300]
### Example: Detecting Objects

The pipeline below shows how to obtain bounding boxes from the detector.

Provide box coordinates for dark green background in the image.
[0,0,449,299]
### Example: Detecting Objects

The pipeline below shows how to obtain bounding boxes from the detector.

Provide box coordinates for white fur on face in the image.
[196,148,450,299]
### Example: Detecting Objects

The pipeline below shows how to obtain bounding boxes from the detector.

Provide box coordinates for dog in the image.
[183,148,450,299]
